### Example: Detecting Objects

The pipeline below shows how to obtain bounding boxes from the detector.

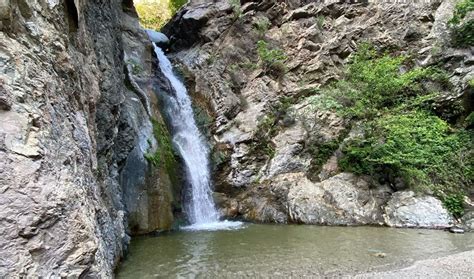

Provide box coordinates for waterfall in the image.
[152,43,242,231]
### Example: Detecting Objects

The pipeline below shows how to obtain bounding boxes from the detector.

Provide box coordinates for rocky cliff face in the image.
[163,0,473,228]
[0,0,178,276]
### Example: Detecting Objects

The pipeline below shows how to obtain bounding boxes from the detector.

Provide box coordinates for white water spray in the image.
[152,43,242,231]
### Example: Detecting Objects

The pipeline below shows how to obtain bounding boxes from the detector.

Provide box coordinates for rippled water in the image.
[116,224,474,278]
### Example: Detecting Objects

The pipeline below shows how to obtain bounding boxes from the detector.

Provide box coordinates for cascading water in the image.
[152,43,242,231]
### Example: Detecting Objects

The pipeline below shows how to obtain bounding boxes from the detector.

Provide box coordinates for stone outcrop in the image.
[383,191,455,228]
[0,0,178,276]
[288,173,390,225]
[165,0,472,228]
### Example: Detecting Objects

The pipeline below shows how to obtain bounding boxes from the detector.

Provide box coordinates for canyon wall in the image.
[163,0,473,228]
[0,0,178,276]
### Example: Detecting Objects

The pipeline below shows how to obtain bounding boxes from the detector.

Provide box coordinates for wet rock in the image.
[383,191,454,228]
[448,226,465,234]
[0,0,170,277]
[145,29,169,45]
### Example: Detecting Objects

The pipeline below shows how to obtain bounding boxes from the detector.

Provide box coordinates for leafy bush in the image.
[250,114,277,158]
[257,40,287,77]
[310,44,444,119]
[126,59,143,75]
[469,78,474,88]
[443,193,465,218]
[304,42,472,216]
[448,0,474,47]
[340,111,473,195]
[449,0,474,25]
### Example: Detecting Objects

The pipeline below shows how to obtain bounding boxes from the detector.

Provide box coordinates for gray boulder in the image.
[383,191,454,228]
[287,173,390,225]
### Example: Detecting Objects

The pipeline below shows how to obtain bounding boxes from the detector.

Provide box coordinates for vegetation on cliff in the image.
[145,118,178,180]
[306,44,473,216]
[448,0,474,47]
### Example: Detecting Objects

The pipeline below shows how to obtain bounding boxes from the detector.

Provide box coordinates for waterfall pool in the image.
[116,224,473,278]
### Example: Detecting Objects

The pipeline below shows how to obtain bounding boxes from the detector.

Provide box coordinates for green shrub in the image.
[448,0,474,47]
[257,40,287,77]
[449,0,474,25]
[304,42,473,215]
[249,97,296,159]
[340,111,473,194]
[443,193,465,218]
[229,0,242,19]
[347,44,432,107]
[135,0,172,30]
[311,44,444,119]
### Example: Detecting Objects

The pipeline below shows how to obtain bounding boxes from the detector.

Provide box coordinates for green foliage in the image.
[449,0,474,25]
[340,111,473,195]
[135,0,172,30]
[311,44,445,119]
[316,15,325,29]
[169,0,187,13]
[306,139,341,177]
[126,59,143,75]
[229,0,242,19]
[443,193,465,218]
[466,112,474,127]
[451,20,474,47]
[240,61,258,70]
[257,40,287,77]
[469,78,474,88]
[254,17,271,35]
[303,43,472,215]
[448,0,474,47]
[145,119,178,178]
[134,0,187,30]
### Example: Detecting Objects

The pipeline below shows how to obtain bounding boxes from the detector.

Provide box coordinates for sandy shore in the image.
[356,250,474,278]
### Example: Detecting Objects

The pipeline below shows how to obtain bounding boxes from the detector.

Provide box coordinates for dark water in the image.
[116,224,474,278]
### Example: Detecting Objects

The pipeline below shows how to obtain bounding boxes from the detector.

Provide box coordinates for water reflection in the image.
[117,225,474,278]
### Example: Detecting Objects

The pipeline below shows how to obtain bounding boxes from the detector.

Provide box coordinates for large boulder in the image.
[383,191,454,228]
[287,173,390,225]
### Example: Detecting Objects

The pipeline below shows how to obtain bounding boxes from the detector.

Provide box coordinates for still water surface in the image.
[116,224,474,278]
